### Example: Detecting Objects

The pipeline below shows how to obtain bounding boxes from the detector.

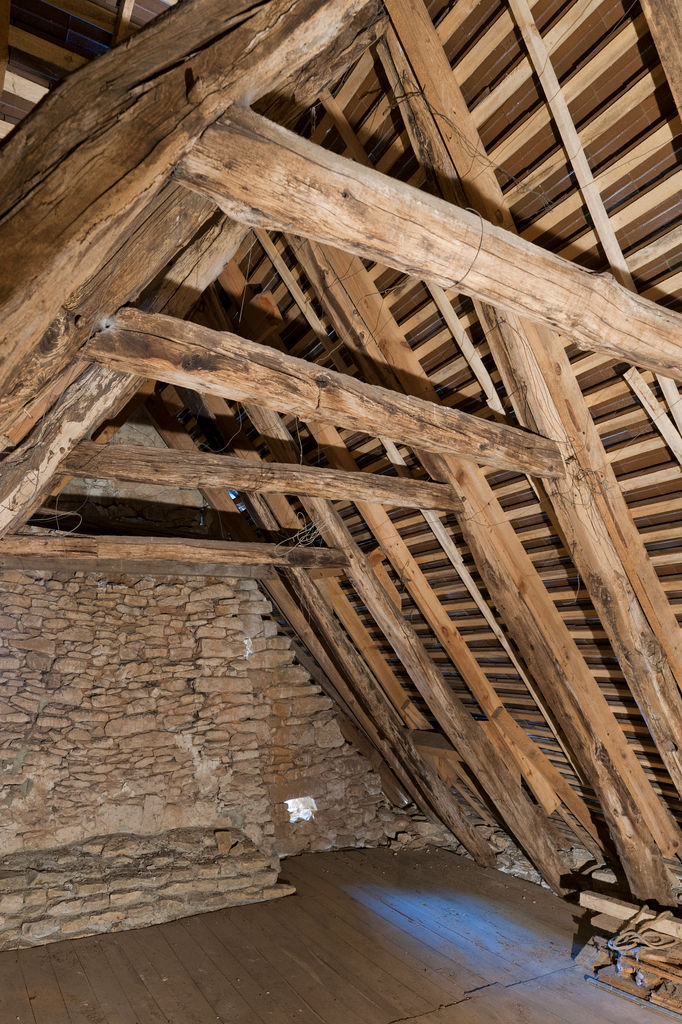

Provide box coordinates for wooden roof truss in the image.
[2,0,682,904]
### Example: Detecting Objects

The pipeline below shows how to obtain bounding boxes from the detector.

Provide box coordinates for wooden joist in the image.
[88,309,563,478]
[1,534,348,571]
[177,108,682,382]
[64,441,464,512]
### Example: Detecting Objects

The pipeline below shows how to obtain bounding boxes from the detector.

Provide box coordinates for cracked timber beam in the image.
[176,107,682,382]
[0,219,248,539]
[0,534,349,571]
[64,441,465,513]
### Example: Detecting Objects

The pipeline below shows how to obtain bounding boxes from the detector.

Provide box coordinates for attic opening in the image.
[285,796,318,822]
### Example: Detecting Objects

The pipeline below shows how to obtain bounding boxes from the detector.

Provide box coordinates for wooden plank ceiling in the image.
[2,0,682,903]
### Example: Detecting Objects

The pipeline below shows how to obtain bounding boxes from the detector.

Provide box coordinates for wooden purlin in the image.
[382,0,682,818]
[0,534,350,570]
[188,287,429,738]
[88,309,564,478]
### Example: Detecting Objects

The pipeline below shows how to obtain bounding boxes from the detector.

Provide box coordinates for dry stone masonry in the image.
[0,568,408,948]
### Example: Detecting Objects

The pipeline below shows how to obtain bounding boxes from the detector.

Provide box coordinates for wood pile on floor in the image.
[580,891,682,1014]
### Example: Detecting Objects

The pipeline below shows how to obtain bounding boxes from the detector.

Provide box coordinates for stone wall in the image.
[0,568,406,948]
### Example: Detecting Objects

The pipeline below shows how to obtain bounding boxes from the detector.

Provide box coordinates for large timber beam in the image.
[177,109,682,381]
[640,0,682,116]
[0,184,220,440]
[87,309,563,478]
[299,237,682,904]
[0,0,381,420]
[1,534,348,571]
[64,441,464,512]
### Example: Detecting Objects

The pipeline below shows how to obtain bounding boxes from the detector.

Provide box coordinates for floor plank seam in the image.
[385,983,500,1022]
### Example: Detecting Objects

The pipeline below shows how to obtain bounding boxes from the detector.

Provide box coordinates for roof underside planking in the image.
[2,0,682,903]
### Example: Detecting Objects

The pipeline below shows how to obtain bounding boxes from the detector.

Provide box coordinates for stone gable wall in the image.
[0,569,405,948]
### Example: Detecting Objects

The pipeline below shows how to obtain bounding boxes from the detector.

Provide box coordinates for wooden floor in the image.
[0,846,666,1023]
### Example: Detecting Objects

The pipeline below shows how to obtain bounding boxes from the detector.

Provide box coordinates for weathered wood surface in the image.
[1,848,655,1023]
[0,185,217,437]
[2,534,349,570]
[0,0,381,418]
[0,367,141,538]
[640,0,682,117]
[177,109,682,381]
[64,441,464,512]
[88,309,564,477]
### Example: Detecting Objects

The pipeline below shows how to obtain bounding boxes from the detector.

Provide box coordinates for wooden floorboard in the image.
[0,847,667,1023]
